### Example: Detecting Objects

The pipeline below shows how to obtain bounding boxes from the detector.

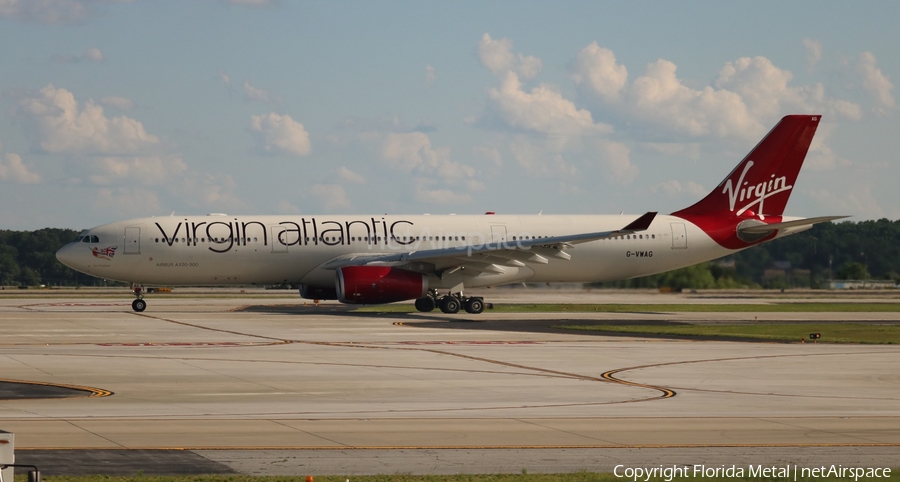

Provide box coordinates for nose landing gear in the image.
[414,290,486,314]
[131,284,146,312]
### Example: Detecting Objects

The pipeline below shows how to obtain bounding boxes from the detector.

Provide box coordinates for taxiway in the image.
[0,290,898,474]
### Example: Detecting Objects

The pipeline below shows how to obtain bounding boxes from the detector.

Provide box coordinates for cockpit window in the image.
[82,237,91,243]
[73,236,84,243]
[91,235,99,243]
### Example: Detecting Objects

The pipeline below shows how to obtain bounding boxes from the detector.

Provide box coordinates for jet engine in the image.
[336,266,428,304]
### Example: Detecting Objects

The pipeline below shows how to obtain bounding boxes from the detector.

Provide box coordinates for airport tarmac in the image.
[1,289,899,475]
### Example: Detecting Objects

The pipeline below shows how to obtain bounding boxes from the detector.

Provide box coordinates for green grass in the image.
[356,302,900,313]
[14,472,899,482]
[557,322,900,344]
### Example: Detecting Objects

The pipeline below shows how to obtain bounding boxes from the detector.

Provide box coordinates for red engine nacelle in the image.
[336,266,428,304]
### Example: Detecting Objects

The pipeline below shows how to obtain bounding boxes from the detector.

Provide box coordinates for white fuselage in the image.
[57,213,735,290]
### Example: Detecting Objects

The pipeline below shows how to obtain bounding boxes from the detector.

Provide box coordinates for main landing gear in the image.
[131,283,146,312]
[415,290,486,314]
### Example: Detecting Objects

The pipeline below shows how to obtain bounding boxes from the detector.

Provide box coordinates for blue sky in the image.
[0,0,897,230]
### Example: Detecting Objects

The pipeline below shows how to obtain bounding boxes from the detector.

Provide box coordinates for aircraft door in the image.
[124,226,141,254]
[270,225,288,253]
[670,222,687,249]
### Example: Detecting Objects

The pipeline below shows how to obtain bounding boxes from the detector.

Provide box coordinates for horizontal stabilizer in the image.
[738,215,849,235]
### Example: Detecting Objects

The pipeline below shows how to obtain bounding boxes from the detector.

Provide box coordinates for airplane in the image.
[56,115,846,314]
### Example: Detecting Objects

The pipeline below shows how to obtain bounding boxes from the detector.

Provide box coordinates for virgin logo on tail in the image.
[722,161,792,219]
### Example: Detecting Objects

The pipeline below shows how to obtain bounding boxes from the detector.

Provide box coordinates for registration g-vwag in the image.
[57,115,846,313]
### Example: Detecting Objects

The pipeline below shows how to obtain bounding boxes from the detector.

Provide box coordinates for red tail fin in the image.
[674,115,820,219]
[672,115,821,248]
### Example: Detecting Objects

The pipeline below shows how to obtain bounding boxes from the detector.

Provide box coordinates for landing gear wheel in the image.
[439,296,460,314]
[414,297,436,312]
[132,298,147,312]
[464,297,485,314]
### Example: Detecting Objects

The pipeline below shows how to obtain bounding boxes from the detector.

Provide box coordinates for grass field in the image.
[356,302,900,313]
[557,322,900,344]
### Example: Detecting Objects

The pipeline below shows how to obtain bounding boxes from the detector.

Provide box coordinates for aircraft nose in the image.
[56,244,78,269]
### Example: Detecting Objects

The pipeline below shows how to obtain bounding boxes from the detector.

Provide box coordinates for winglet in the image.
[620,212,657,232]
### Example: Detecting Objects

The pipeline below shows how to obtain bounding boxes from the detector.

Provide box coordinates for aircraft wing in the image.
[322,212,657,271]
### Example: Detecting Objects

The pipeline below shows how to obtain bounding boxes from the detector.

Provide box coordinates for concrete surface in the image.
[1,290,898,474]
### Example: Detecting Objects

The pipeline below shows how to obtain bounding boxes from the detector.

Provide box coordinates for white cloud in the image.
[183,172,241,208]
[557,181,581,196]
[488,71,612,137]
[93,187,162,218]
[381,132,474,178]
[803,38,822,69]
[382,132,444,170]
[715,57,798,119]
[716,56,861,122]
[66,154,238,212]
[0,0,88,24]
[310,183,351,211]
[83,47,104,61]
[250,112,311,156]
[857,52,896,115]
[425,65,436,85]
[805,122,852,171]
[218,71,231,87]
[473,146,503,167]
[379,132,480,204]
[86,155,188,185]
[651,179,705,197]
[55,47,105,63]
[243,80,281,104]
[278,200,302,214]
[508,139,578,179]
[10,85,244,218]
[805,142,851,171]
[16,85,159,155]
[477,33,542,79]
[597,140,639,185]
[570,42,628,103]
[0,146,41,184]
[641,142,701,159]
[414,181,472,205]
[337,166,366,184]
[628,59,761,138]
[99,96,135,110]
[806,187,885,219]
[572,45,863,140]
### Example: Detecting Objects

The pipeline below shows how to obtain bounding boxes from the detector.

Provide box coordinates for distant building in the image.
[773,260,792,270]
[829,280,898,290]
[714,259,736,268]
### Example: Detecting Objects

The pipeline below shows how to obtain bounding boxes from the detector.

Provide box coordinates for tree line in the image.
[595,219,900,290]
[2,219,899,289]
[0,228,107,287]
